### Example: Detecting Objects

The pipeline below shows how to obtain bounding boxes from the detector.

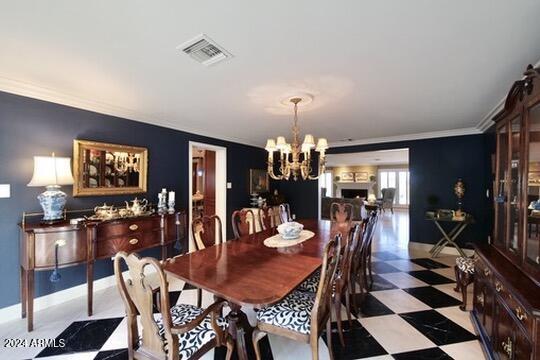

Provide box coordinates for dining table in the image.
[164,218,333,360]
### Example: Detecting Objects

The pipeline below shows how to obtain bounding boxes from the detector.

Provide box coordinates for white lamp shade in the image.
[283,144,292,154]
[276,136,287,150]
[265,139,277,151]
[316,138,329,151]
[302,134,315,149]
[28,156,74,187]
[301,143,312,153]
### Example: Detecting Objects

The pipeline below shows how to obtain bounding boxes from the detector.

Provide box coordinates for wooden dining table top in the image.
[164,219,333,308]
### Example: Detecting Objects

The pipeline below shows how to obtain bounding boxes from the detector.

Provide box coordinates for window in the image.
[319,171,333,197]
[379,169,410,206]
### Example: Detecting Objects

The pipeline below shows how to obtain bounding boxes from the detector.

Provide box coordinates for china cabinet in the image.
[473,65,540,359]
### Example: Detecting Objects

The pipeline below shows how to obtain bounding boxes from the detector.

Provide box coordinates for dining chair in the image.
[259,206,277,231]
[353,212,378,294]
[192,215,223,307]
[296,224,363,347]
[278,203,292,223]
[330,202,353,237]
[231,209,256,239]
[114,251,234,360]
[252,234,342,360]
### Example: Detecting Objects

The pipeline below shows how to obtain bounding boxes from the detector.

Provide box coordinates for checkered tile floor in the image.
[0,213,484,359]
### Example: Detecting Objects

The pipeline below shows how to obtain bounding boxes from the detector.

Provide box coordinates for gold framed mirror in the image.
[73,140,148,196]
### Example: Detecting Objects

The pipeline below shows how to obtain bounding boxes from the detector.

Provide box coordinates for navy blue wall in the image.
[0,91,267,309]
[284,134,495,247]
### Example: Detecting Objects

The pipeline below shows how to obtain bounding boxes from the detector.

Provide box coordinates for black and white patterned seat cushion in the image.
[152,303,227,359]
[256,290,315,335]
[297,269,320,293]
[456,256,476,274]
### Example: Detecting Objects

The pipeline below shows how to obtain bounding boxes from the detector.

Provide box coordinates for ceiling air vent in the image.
[178,34,232,66]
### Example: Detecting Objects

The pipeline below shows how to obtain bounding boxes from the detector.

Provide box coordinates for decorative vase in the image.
[37,185,67,223]
[454,178,466,215]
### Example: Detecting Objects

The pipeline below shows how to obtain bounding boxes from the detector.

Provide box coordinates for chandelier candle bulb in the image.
[168,191,175,204]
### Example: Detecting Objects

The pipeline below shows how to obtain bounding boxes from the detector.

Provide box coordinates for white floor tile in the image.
[359,314,436,354]
[440,340,486,360]
[371,289,431,313]
[384,260,427,272]
[436,306,476,334]
[379,272,429,288]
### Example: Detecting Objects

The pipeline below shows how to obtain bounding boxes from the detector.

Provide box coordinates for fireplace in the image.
[341,189,368,199]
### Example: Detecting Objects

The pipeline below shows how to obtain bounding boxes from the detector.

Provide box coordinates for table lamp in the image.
[27,153,74,223]
[367,193,377,203]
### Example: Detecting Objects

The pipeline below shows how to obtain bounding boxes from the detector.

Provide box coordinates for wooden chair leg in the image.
[334,296,345,347]
[345,286,352,326]
[326,319,334,360]
[225,336,234,360]
[196,288,202,308]
[460,273,471,311]
[454,265,461,292]
[310,334,320,360]
[252,329,266,360]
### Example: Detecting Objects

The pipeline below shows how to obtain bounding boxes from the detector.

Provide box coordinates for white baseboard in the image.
[409,241,475,257]
[0,273,118,324]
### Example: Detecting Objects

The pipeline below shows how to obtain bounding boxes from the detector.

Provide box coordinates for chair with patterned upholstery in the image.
[278,203,292,224]
[114,251,234,360]
[191,215,224,307]
[296,224,362,347]
[454,256,476,311]
[231,209,257,239]
[259,206,277,231]
[252,234,343,360]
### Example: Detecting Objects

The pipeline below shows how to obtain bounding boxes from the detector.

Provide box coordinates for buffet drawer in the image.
[96,218,161,238]
[95,230,161,258]
[33,229,87,269]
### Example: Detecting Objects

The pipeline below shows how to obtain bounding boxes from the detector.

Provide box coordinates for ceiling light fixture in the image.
[264,97,328,181]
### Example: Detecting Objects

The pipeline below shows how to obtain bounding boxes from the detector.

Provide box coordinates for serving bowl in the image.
[277,221,304,240]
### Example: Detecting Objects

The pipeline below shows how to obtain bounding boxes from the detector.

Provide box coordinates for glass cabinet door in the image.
[494,125,508,248]
[526,102,540,267]
[508,116,522,254]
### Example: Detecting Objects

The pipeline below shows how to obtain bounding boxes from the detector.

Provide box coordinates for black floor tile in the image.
[372,262,401,274]
[94,348,128,360]
[322,321,387,359]
[183,282,198,290]
[372,251,403,261]
[400,310,477,346]
[36,317,124,357]
[410,258,449,269]
[392,347,452,360]
[350,293,394,318]
[403,286,462,308]
[369,274,399,291]
[408,270,454,285]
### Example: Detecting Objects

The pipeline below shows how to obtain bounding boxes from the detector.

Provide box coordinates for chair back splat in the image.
[278,203,292,224]
[192,215,223,251]
[312,234,343,337]
[231,209,256,239]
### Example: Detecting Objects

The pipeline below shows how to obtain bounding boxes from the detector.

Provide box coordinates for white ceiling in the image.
[327,149,409,167]
[1,1,540,147]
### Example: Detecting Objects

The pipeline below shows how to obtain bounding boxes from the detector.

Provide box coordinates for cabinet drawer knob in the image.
[495,281,503,292]
[516,306,527,321]
[483,268,491,276]
[129,238,139,245]
[129,224,139,231]
[502,337,513,357]
[476,294,484,306]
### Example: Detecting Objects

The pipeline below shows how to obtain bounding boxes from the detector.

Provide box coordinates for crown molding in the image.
[329,127,482,148]
[0,75,261,148]
[476,58,540,133]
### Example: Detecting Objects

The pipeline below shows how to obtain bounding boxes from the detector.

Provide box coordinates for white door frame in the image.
[188,141,227,252]
[378,167,410,208]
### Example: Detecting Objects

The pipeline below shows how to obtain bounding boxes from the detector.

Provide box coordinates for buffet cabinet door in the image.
[493,300,515,359]
[524,100,540,277]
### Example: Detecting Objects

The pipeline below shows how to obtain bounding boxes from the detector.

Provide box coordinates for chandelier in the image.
[265,97,329,180]
[113,152,141,174]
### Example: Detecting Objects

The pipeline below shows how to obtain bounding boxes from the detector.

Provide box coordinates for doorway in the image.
[188,142,227,251]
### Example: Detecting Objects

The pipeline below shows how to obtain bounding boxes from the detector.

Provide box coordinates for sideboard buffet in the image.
[20,211,187,331]
[472,65,540,359]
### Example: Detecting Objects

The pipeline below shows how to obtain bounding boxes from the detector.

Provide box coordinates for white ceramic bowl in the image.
[277,221,304,240]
